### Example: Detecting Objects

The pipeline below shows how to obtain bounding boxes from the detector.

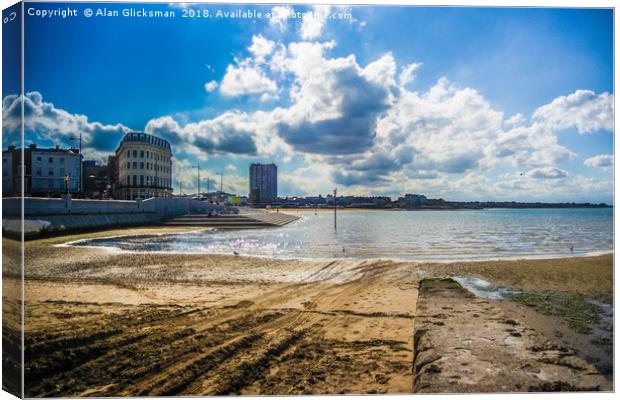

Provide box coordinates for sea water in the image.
[72,208,613,262]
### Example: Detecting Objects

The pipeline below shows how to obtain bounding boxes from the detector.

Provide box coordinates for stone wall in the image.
[2,196,224,236]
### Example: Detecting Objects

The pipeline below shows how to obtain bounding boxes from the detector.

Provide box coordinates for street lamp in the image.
[194,164,201,195]
[333,188,337,230]
[216,171,224,193]
[68,132,82,195]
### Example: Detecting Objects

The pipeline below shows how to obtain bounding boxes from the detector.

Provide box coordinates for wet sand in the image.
[2,226,613,395]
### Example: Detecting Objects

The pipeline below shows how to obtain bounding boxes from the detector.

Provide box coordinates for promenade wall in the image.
[2,196,223,236]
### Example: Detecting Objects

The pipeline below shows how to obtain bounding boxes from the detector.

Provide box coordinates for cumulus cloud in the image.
[493,123,577,168]
[300,5,331,40]
[584,154,613,170]
[204,80,218,92]
[268,46,394,155]
[398,63,422,86]
[219,65,277,97]
[155,35,612,195]
[248,34,275,63]
[374,77,503,179]
[331,151,400,186]
[259,92,279,103]
[8,31,612,202]
[3,92,129,158]
[269,6,293,31]
[526,166,568,179]
[533,90,613,134]
[488,171,611,203]
[505,113,526,127]
[145,113,258,156]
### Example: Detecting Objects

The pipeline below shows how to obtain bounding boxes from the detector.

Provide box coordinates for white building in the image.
[2,144,81,196]
[31,146,81,194]
[115,132,173,200]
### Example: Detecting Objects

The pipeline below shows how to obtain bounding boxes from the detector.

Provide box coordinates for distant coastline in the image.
[279,202,612,211]
[273,193,612,210]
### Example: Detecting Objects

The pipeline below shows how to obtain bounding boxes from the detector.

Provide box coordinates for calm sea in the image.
[73,208,613,262]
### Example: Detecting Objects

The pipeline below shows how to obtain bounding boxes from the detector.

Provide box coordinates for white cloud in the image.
[204,80,218,92]
[504,113,526,127]
[248,34,275,63]
[526,166,568,179]
[265,43,394,156]
[145,112,260,156]
[178,34,612,199]
[11,32,611,202]
[493,122,577,168]
[584,154,613,170]
[269,6,293,31]
[300,5,331,40]
[3,92,129,162]
[219,65,277,97]
[398,63,422,86]
[488,172,612,203]
[533,90,613,134]
[363,53,397,88]
[259,92,279,102]
[375,77,504,177]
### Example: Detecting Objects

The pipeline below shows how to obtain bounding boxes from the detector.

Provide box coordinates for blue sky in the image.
[4,2,614,202]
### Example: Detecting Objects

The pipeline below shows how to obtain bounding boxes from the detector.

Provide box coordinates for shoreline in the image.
[54,228,613,265]
[4,227,614,395]
[269,206,613,212]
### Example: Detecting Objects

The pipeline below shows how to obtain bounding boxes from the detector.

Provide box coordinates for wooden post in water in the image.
[333,188,337,230]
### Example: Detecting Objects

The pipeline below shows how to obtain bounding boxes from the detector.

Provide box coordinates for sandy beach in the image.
[2,226,613,396]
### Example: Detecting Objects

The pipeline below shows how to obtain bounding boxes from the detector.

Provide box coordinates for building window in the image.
[35,169,42,176]
[48,157,53,163]
[48,169,54,176]
[133,175,137,186]
[59,168,65,176]
[133,162,138,169]
[140,175,144,186]
[127,162,131,169]
[140,150,144,158]
[127,176,130,186]
[127,150,130,158]
[140,162,144,169]
[36,156,42,162]
[133,150,137,157]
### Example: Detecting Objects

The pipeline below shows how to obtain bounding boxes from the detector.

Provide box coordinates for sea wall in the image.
[2,196,224,236]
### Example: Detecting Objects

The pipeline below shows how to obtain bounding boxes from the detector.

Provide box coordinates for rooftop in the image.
[118,131,171,151]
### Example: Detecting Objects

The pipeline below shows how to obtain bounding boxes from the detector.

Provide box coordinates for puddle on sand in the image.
[586,298,614,338]
[452,276,519,300]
